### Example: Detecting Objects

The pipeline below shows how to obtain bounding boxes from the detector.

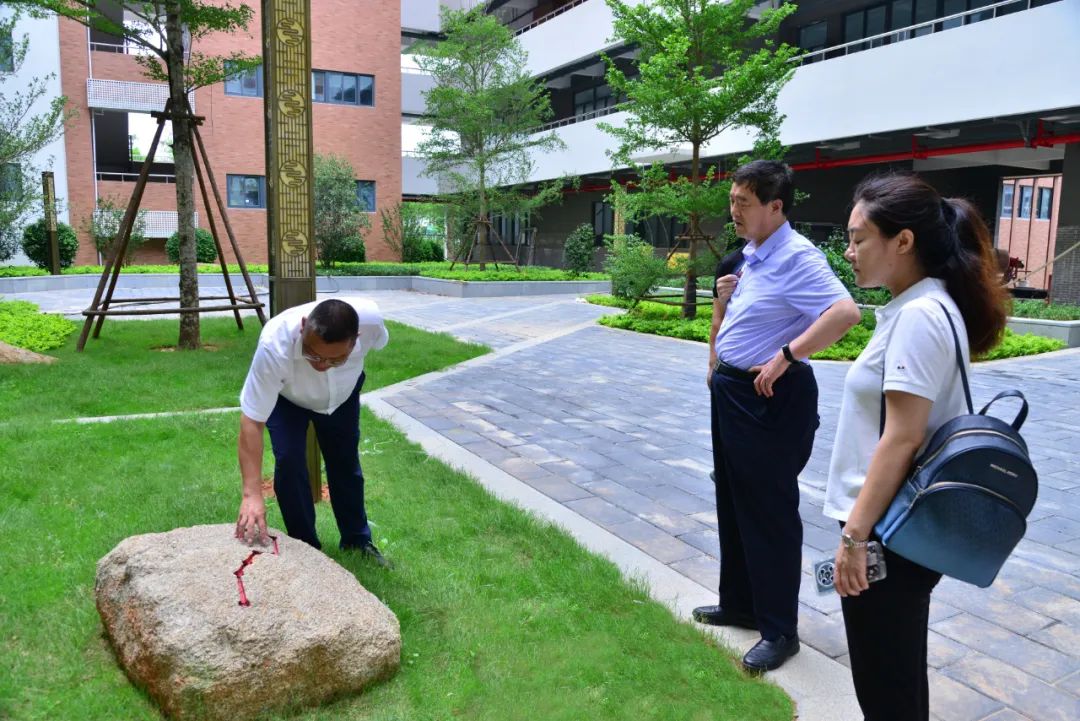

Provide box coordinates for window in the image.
[224,62,263,97]
[312,70,373,106]
[0,28,13,72]
[574,84,619,119]
[1036,187,1053,220]
[913,0,937,36]
[798,21,828,53]
[226,174,266,208]
[592,201,615,243]
[489,212,529,244]
[844,5,887,51]
[1017,185,1033,220]
[0,163,21,198]
[1000,183,1014,218]
[356,180,375,213]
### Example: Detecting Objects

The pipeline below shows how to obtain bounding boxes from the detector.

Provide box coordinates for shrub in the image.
[1010,300,1080,321]
[20,219,79,269]
[819,227,891,306]
[166,228,218,263]
[335,234,366,264]
[563,223,596,276]
[419,237,445,262]
[380,202,444,262]
[0,300,77,352]
[603,234,668,305]
[980,329,1065,361]
[87,197,147,265]
[314,154,370,267]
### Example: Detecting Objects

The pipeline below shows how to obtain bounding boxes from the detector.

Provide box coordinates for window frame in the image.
[1036,187,1053,221]
[224,62,263,98]
[226,174,266,209]
[355,180,376,213]
[1000,183,1015,218]
[1017,185,1033,220]
[312,70,375,107]
[0,28,13,73]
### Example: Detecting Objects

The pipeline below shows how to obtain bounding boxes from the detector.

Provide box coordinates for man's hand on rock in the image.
[236,494,269,546]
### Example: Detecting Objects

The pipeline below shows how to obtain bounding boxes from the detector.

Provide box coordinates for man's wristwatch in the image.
[842,531,868,551]
[781,344,796,363]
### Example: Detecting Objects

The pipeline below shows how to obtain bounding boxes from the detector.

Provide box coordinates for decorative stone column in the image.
[263,0,320,498]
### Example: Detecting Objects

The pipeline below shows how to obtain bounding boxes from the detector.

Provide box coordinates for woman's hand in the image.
[833,538,870,597]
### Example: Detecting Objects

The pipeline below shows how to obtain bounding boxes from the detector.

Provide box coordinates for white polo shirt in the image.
[239,298,389,423]
[823,277,971,521]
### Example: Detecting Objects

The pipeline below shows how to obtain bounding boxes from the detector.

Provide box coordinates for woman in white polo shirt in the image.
[824,174,1010,721]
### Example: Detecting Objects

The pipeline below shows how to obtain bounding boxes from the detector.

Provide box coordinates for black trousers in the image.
[840,532,942,721]
[709,361,818,640]
[265,373,372,551]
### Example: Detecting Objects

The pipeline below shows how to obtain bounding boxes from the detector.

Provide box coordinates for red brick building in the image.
[58,1,402,266]
[997,175,1063,291]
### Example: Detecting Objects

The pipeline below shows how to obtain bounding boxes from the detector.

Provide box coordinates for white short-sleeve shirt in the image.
[823,277,971,521]
[239,298,389,423]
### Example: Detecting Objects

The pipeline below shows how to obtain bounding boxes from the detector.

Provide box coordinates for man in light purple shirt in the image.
[692,161,861,673]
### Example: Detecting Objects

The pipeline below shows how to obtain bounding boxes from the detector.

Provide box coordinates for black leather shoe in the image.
[742,635,800,673]
[343,542,394,569]
[691,605,758,630]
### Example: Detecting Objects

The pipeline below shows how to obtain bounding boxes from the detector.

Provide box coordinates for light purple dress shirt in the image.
[713,222,851,370]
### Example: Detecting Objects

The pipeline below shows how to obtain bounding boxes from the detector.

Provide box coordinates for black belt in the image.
[713,358,758,380]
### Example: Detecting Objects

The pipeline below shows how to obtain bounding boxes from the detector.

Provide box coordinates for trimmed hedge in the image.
[0,301,77,352]
[1011,300,1080,321]
[590,297,1064,361]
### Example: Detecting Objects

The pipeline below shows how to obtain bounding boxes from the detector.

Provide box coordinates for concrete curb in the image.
[0,273,610,298]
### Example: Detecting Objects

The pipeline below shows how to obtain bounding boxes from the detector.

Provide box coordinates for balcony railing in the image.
[95,171,176,184]
[513,0,592,35]
[92,208,197,238]
[536,103,624,132]
[86,78,195,113]
[796,0,1047,65]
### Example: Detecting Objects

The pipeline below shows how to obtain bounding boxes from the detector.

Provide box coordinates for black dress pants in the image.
[840,535,942,721]
[265,373,372,551]
[710,361,818,641]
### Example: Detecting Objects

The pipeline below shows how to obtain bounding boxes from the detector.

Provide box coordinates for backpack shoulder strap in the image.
[879,297,973,436]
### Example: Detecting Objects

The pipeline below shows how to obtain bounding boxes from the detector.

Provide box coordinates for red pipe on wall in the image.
[562,131,1080,192]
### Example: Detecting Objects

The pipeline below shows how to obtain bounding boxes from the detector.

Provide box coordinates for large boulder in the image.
[95,524,400,720]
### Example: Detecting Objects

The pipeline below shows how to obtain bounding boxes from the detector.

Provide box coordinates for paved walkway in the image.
[9,284,1080,721]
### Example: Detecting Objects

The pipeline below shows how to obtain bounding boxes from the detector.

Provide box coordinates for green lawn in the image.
[0,317,487,422]
[588,295,1067,361]
[0,320,792,721]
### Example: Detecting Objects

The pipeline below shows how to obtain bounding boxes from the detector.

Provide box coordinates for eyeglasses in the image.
[301,345,353,367]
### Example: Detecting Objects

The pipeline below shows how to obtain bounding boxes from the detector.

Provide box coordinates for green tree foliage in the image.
[600,0,797,316]
[0,12,73,260]
[563,223,596,276]
[414,7,572,265]
[166,228,217,264]
[20,218,77,269]
[313,154,370,268]
[85,197,147,265]
[13,0,258,349]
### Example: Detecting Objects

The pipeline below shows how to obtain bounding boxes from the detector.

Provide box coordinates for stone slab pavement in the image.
[11,285,1080,721]
[361,290,1080,721]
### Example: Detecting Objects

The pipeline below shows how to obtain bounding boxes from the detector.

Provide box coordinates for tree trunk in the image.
[682,143,702,319]
[166,7,200,349]
[477,176,488,271]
